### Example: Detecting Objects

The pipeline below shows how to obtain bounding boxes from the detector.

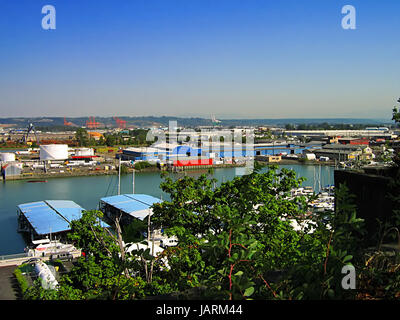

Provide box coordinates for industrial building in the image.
[0,152,16,162]
[119,141,320,166]
[312,149,359,162]
[1,152,23,180]
[257,155,282,163]
[74,148,95,157]
[1,163,22,180]
[285,128,395,139]
[338,137,370,145]
[87,131,104,141]
[312,144,374,162]
[253,142,319,156]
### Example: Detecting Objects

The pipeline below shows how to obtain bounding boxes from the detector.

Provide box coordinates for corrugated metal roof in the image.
[100,194,162,221]
[17,201,72,235]
[125,194,162,207]
[46,200,83,223]
[17,200,109,235]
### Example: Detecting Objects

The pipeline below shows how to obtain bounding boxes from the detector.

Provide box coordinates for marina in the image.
[0,164,334,256]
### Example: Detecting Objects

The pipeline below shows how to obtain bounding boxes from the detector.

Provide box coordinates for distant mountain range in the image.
[0,116,392,129]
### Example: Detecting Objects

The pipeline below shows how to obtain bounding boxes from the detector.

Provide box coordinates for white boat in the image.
[27,239,78,257]
[290,187,315,197]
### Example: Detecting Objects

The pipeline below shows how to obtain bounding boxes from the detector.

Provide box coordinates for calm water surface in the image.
[0,164,334,255]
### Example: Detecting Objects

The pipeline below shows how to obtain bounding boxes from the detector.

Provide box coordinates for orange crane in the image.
[64,117,72,126]
[86,116,100,129]
[113,116,126,129]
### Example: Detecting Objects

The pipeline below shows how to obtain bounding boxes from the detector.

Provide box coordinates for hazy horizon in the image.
[0,115,392,123]
[0,0,399,119]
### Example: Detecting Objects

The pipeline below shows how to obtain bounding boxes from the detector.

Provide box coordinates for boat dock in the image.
[0,249,82,268]
[17,200,108,241]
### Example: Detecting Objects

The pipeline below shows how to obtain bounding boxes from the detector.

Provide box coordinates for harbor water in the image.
[0,164,334,255]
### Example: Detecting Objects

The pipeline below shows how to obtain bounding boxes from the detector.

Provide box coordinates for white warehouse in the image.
[0,152,16,162]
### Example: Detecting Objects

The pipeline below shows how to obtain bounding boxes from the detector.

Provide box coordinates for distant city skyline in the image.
[0,0,399,120]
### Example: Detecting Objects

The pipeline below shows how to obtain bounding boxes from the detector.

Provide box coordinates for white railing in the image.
[0,253,28,261]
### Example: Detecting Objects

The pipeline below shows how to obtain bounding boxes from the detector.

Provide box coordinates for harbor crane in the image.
[86,116,100,129]
[21,123,39,144]
[64,117,72,126]
[113,116,127,129]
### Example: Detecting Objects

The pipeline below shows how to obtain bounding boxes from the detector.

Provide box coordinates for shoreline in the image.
[1,159,335,182]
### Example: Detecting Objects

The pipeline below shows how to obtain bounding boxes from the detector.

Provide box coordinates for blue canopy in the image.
[18,200,109,235]
[100,194,162,220]
[18,201,76,235]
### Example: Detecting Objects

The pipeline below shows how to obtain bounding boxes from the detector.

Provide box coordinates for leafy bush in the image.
[119,164,130,175]
[22,164,400,300]
[14,267,29,294]
[134,161,155,170]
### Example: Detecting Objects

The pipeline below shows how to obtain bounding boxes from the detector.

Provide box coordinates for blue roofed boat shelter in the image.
[17,200,109,240]
[99,194,162,225]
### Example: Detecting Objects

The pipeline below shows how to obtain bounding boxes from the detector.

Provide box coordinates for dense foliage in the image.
[150,164,371,299]
[22,163,396,300]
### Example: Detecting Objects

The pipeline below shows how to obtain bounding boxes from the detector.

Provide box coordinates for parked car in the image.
[49,252,73,261]
[22,257,41,264]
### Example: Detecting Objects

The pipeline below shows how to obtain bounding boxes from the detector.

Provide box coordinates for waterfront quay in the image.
[1,124,390,182]
[1,162,246,181]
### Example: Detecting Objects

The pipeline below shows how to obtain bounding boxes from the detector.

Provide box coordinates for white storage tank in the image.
[75,148,94,157]
[0,152,16,162]
[40,144,69,161]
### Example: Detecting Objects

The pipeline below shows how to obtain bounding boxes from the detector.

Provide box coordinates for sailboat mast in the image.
[319,165,322,192]
[118,157,121,195]
[132,167,135,194]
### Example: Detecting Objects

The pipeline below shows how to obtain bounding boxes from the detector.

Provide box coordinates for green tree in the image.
[23,165,379,300]
[276,183,365,300]
[386,98,400,237]
[105,134,117,147]
[392,98,400,124]
[151,164,328,299]
[75,128,89,147]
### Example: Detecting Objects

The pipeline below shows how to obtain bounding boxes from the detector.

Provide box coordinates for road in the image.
[0,265,19,300]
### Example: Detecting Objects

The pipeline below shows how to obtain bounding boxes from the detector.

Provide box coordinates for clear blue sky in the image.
[0,0,399,119]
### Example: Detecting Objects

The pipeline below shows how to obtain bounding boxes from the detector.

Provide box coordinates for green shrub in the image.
[14,267,29,294]
[134,161,154,170]
[119,164,130,174]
